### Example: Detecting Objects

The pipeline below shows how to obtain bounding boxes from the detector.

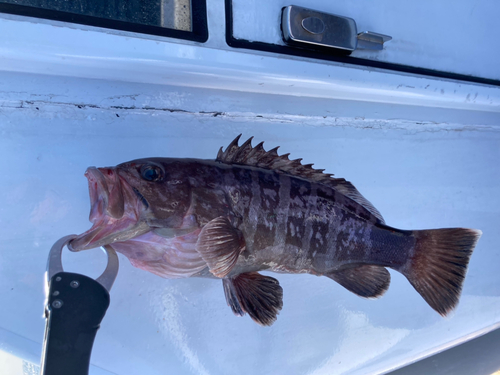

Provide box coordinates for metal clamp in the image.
[282,5,392,52]
[42,236,119,375]
[47,235,119,293]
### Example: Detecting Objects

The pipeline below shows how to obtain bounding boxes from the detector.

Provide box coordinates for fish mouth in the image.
[69,167,148,252]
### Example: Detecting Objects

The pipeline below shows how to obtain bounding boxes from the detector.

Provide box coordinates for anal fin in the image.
[196,216,245,278]
[223,272,283,326]
[327,265,391,298]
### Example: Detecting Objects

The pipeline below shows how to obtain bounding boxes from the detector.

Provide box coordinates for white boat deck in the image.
[0,2,499,374]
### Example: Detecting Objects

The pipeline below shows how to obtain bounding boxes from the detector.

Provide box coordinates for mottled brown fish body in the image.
[69,136,482,326]
[215,164,412,276]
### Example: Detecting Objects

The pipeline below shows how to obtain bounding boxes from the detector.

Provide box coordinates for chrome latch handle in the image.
[282,5,392,52]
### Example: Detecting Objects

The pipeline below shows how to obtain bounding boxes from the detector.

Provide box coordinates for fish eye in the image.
[140,164,164,182]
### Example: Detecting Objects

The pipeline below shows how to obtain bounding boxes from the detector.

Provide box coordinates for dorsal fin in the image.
[216,135,385,224]
[327,179,385,224]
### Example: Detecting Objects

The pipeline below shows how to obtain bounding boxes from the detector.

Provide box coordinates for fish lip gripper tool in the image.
[41,235,119,375]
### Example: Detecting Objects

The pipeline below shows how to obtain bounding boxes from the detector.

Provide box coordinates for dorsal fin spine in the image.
[216,136,385,224]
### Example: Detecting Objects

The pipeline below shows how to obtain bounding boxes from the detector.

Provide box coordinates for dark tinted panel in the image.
[0,0,207,42]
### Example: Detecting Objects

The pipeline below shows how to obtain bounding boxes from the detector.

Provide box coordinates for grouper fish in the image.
[69,136,482,326]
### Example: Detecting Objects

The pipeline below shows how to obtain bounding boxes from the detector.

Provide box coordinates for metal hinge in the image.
[281,5,392,53]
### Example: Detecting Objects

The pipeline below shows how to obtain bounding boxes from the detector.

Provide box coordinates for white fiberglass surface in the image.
[232,0,500,81]
[1,69,499,375]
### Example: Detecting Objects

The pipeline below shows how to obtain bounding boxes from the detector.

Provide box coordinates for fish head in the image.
[115,158,193,228]
[69,158,192,252]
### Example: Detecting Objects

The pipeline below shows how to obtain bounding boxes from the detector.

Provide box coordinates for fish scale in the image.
[227,166,380,275]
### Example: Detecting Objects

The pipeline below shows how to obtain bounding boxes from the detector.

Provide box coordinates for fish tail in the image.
[398,228,482,316]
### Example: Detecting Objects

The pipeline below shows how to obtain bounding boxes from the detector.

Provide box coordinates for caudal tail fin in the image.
[400,228,482,316]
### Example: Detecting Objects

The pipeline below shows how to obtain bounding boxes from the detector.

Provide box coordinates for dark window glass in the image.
[0,0,207,42]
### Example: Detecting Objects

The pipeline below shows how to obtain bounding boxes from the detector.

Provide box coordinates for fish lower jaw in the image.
[69,219,150,252]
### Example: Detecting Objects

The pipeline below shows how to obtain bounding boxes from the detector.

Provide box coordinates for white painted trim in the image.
[0,16,499,113]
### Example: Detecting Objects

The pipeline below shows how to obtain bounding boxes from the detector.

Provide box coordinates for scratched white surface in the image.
[232,0,500,81]
[0,8,500,375]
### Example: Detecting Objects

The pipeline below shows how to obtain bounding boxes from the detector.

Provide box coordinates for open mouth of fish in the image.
[69,167,147,252]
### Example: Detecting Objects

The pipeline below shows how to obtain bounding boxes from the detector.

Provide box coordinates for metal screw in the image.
[55,277,62,282]
[70,280,80,288]
[52,300,63,309]
[52,291,60,296]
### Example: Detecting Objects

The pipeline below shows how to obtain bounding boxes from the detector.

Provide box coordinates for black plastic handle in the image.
[41,272,110,375]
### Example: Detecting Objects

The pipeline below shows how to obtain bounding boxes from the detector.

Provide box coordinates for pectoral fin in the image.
[196,216,245,278]
[223,272,283,326]
[327,265,391,298]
